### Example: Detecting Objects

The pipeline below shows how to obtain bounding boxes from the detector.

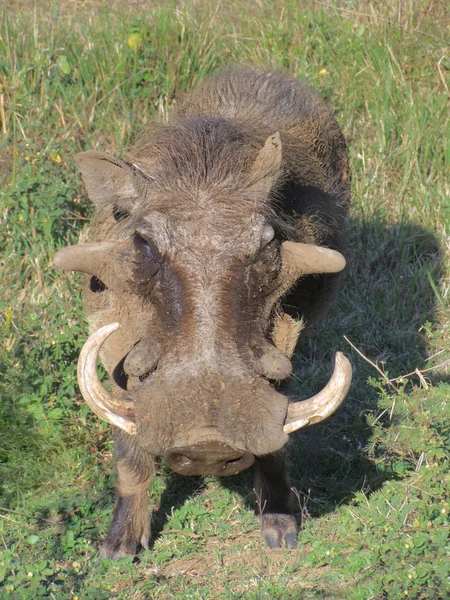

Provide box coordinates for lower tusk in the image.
[283,418,310,435]
[283,352,351,434]
[77,322,136,435]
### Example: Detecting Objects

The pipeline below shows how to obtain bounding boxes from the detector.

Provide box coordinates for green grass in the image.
[1,1,449,598]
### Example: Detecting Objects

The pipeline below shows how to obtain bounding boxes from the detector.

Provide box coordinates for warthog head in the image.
[55,120,351,477]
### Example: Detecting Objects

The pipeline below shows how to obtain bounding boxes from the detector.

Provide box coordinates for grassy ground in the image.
[1,1,449,598]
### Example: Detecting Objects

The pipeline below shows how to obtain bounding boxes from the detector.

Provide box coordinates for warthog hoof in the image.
[100,531,149,560]
[261,513,297,549]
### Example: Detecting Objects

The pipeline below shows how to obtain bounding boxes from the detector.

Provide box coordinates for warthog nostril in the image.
[165,442,254,476]
[173,454,193,470]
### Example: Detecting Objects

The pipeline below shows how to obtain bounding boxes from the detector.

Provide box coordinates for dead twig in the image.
[437,56,449,99]
[0,514,30,527]
[163,529,201,539]
[387,359,450,385]
[343,335,398,391]
[0,506,61,525]
[344,337,449,391]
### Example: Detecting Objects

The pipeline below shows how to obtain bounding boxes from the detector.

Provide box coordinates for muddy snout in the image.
[165,441,254,476]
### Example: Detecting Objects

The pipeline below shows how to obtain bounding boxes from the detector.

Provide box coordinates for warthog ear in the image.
[75,151,153,207]
[247,132,282,191]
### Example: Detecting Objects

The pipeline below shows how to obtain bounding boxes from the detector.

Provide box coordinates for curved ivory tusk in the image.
[77,322,136,435]
[283,352,351,434]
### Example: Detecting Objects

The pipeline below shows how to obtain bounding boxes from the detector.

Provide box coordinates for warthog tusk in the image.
[77,322,136,435]
[283,352,351,434]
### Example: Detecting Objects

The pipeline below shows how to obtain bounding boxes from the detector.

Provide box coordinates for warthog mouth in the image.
[165,441,255,476]
[75,323,352,440]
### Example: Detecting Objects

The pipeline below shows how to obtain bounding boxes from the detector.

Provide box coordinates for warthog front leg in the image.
[254,450,297,549]
[100,442,153,559]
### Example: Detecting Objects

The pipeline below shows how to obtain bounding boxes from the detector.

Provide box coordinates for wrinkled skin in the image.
[58,68,351,558]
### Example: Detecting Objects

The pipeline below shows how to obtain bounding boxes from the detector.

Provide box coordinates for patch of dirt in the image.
[161,553,217,578]
[151,535,346,598]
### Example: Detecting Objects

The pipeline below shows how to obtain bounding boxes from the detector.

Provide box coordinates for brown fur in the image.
[254,450,298,549]
[69,68,350,557]
[100,451,153,558]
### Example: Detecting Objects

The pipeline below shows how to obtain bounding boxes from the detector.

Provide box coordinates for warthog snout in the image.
[165,441,255,476]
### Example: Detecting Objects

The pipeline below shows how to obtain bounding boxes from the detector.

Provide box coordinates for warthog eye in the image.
[132,231,162,283]
[251,240,282,293]
[89,275,106,293]
[112,205,131,222]
[256,239,281,266]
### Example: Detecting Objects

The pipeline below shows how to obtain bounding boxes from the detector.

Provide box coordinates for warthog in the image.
[54,68,352,558]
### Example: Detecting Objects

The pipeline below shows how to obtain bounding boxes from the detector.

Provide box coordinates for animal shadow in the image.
[222,217,443,520]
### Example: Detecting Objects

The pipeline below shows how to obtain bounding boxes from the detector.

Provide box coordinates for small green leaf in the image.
[65,530,75,548]
[27,535,39,545]
[57,55,71,75]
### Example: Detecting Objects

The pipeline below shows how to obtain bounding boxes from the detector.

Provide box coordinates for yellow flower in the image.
[318,68,327,76]
[50,150,62,163]
[128,33,143,52]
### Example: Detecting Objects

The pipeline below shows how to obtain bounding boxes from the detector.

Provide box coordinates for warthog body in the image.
[55,68,351,557]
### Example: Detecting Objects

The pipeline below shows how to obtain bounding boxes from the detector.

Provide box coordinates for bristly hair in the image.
[122,67,350,243]
[129,117,262,190]
[126,116,284,224]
